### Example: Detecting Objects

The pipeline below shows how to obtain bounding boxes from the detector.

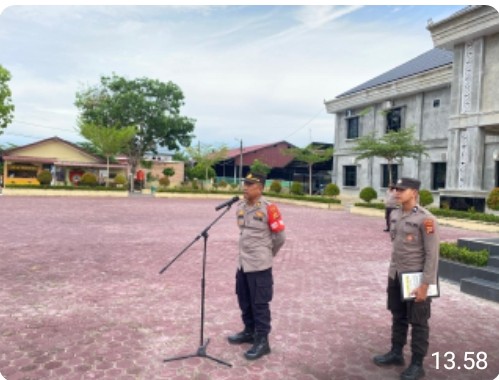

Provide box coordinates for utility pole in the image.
[239,139,243,188]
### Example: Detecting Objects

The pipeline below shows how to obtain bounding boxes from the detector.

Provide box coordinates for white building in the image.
[325,5,499,212]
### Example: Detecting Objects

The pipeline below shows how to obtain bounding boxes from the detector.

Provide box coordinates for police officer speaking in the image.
[373,177,440,380]
[227,173,286,360]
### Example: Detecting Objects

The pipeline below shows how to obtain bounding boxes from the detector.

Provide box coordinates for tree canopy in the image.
[283,144,334,195]
[74,73,196,175]
[79,122,136,186]
[352,126,427,184]
[0,65,15,135]
[186,144,228,182]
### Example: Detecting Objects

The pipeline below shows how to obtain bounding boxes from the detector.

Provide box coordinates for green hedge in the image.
[5,184,127,191]
[355,202,499,223]
[354,202,385,210]
[428,207,499,224]
[440,242,489,267]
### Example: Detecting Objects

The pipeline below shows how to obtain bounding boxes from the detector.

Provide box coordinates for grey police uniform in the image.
[235,197,286,336]
[387,205,439,359]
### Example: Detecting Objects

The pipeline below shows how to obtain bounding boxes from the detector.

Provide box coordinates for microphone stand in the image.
[159,202,234,367]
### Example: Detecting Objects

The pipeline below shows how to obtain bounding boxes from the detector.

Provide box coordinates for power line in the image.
[283,108,327,140]
[14,119,76,133]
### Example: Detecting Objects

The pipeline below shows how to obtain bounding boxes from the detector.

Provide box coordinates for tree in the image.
[283,144,334,196]
[0,65,15,135]
[75,73,196,178]
[79,122,136,187]
[250,159,271,176]
[186,144,228,182]
[352,127,427,185]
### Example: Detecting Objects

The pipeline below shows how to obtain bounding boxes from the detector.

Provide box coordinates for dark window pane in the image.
[344,166,357,187]
[381,164,398,187]
[347,117,359,139]
[386,108,402,132]
[432,162,446,190]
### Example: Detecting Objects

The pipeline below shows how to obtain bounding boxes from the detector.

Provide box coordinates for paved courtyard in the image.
[0,196,498,380]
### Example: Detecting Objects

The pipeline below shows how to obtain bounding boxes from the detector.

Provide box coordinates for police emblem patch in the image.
[423,219,435,234]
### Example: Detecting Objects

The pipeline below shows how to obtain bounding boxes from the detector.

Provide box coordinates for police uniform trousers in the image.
[235,268,273,335]
[387,275,431,358]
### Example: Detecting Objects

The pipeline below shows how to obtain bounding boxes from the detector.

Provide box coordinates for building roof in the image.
[336,48,453,98]
[2,136,103,162]
[224,141,297,168]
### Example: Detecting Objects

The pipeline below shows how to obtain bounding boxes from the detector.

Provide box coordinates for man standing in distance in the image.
[227,173,286,360]
[373,177,439,380]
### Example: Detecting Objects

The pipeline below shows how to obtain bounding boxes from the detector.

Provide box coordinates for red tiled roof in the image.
[225,141,297,168]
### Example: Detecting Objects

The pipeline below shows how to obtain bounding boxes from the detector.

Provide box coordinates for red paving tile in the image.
[0,196,498,380]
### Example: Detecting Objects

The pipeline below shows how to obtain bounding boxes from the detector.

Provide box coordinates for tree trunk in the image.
[106,155,110,187]
[308,163,313,196]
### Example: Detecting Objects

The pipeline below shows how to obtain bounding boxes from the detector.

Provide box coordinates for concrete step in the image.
[460,277,499,303]
[488,256,499,269]
[458,238,499,256]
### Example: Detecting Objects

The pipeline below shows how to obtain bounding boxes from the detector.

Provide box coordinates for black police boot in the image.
[400,355,425,380]
[373,347,405,366]
[227,326,254,344]
[244,333,271,360]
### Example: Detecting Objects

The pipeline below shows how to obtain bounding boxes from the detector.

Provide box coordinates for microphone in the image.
[215,196,240,211]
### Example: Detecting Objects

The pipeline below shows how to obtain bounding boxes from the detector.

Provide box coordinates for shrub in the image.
[323,183,340,197]
[37,169,52,185]
[269,180,282,194]
[290,181,303,195]
[359,187,377,203]
[114,173,127,185]
[79,172,98,186]
[440,242,489,267]
[218,180,228,189]
[163,167,175,177]
[419,189,434,207]
[486,187,499,211]
[159,176,170,188]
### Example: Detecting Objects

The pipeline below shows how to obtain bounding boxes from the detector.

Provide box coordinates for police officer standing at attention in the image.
[373,178,439,380]
[227,173,286,360]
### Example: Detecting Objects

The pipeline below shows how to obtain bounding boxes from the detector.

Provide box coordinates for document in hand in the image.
[399,271,440,301]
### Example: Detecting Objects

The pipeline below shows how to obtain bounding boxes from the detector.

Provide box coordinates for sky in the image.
[0,4,469,152]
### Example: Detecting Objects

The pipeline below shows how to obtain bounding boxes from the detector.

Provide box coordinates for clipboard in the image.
[399,271,440,301]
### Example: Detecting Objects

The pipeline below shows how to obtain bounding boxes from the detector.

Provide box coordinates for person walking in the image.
[373,177,440,380]
[227,173,286,360]
[384,184,398,232]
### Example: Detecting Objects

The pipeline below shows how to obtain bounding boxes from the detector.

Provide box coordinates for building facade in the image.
[325,6,499,212]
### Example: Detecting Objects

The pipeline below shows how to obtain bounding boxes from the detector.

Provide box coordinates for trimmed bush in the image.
[163,167,175,177]
[159,176,170,187]
[290,181,304,195]
[486,187,499,211]
[359,187,377,203]
[114,173,127,185]
[419,189,434,207]
[37,169,52,185]
[218,180,228,189]
[440,242,489,267]
[323,183,340,197]
[79,172,98,187]
[269,180,282,194]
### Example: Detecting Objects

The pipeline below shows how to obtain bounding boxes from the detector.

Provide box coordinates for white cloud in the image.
[0,5,465,149]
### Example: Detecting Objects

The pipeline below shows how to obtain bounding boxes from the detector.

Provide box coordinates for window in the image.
[381,164,398,188]
[432,162,446,190]
[386,107,402,132]
[346,117,359,139]
[433,99,440,108]
[343,166,357,187]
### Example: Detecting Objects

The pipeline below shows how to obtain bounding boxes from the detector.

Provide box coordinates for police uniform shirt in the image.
[236,197,285,272]
[389,206,439,285]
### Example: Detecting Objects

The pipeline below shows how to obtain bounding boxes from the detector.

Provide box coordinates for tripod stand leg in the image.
[163,338,232,367]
